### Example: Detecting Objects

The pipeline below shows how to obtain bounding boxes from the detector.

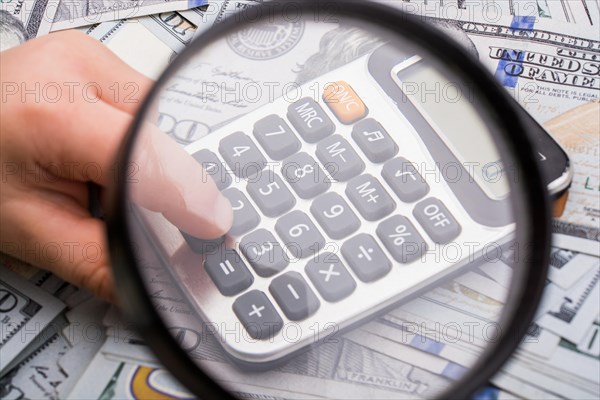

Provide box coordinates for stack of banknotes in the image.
[1,0,599,399]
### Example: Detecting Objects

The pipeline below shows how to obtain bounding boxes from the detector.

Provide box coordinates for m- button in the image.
[323,81,368,124]
[413,198,461,244]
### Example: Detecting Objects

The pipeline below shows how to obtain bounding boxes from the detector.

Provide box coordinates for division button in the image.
[305,253,356,302]
[413,198,462,244]
[341,234,391,282]
[269,272,320,321]
[204,248,253,296]
[233,290,283,340]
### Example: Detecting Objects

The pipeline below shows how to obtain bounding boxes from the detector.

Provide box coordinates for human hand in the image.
[0,31,232,302]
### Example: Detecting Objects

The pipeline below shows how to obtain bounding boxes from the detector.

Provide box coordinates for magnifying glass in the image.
[106,1,552,398]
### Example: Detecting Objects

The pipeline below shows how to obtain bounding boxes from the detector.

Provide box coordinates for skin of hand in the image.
[0,31,233,302]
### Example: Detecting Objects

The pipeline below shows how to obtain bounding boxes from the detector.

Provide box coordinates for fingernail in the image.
[213,194,233,233]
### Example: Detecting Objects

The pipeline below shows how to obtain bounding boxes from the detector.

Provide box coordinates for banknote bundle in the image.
[1,0,599,399]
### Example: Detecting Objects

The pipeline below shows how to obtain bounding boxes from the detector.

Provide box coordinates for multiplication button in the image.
[413,198,462,244]
[269,272,320,321]
[341,234,391,282]
[233,290,283,340]
[305,253,356,302]
[376,215,427,263]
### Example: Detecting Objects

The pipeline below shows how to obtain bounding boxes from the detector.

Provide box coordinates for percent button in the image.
[376,215,428,263]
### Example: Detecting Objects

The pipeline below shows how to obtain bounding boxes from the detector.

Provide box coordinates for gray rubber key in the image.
[253,115,301,160]
[341,234,391,282]
[345,174,395,221]
[275,210,325,259]
[382,157,429,202]
[287,97,335,143]
[247,172,295,218]
[305,252,356,302]
[315,135,364,182]
[269,272,320,321]
[192,149,231,190]
[233,290,283,340]
[219,131,266,179]
[240,229,288,277]
[310,192,360,239]
[222,188,260,236]
[351,118,398,163]
[204,249,253,296]
[281,152,330,199]
[376,215,428,263]
[413,198,462,244]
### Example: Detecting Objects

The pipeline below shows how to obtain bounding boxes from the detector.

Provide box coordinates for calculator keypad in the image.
[186,73,472,347]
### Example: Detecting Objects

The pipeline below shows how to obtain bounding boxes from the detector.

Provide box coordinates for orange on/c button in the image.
[322,81,368,124]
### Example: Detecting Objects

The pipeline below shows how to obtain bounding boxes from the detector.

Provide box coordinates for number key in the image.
[222,188,260,236]
[247,172,295,217]
[281,152,330,199]
[310,192,360,239]
[253,115,301,160]
[275,211,325,259]
[191,149,231,190]
[219,132,266,179]
[240,229,288,277]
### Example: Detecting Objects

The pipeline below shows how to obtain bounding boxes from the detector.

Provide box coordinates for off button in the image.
[323,81,368,124]
[413,198,461,244]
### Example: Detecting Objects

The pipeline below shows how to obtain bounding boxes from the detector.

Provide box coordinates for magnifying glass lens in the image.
[111,2,549,399]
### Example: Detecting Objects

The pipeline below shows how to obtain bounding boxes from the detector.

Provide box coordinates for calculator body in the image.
[137,44,568,366]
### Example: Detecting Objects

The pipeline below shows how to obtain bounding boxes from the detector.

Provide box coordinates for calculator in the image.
[137,44,568,366]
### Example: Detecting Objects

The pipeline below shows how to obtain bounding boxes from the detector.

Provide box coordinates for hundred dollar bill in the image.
[545,101,600,243]
[51,0,207,31]
[1,0,59,51]
[537,265,600,344]
[0,269,66,376]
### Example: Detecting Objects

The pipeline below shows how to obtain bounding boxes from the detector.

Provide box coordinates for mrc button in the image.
[413,198,461,244]
[287,97,335,143]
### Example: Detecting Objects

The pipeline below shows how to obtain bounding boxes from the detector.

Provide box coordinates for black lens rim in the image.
[106,1,552,399]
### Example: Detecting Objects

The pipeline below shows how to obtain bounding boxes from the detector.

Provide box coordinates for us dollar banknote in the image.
[0,269,65,376]
[0,0,59,50]
[51,0,207,31]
